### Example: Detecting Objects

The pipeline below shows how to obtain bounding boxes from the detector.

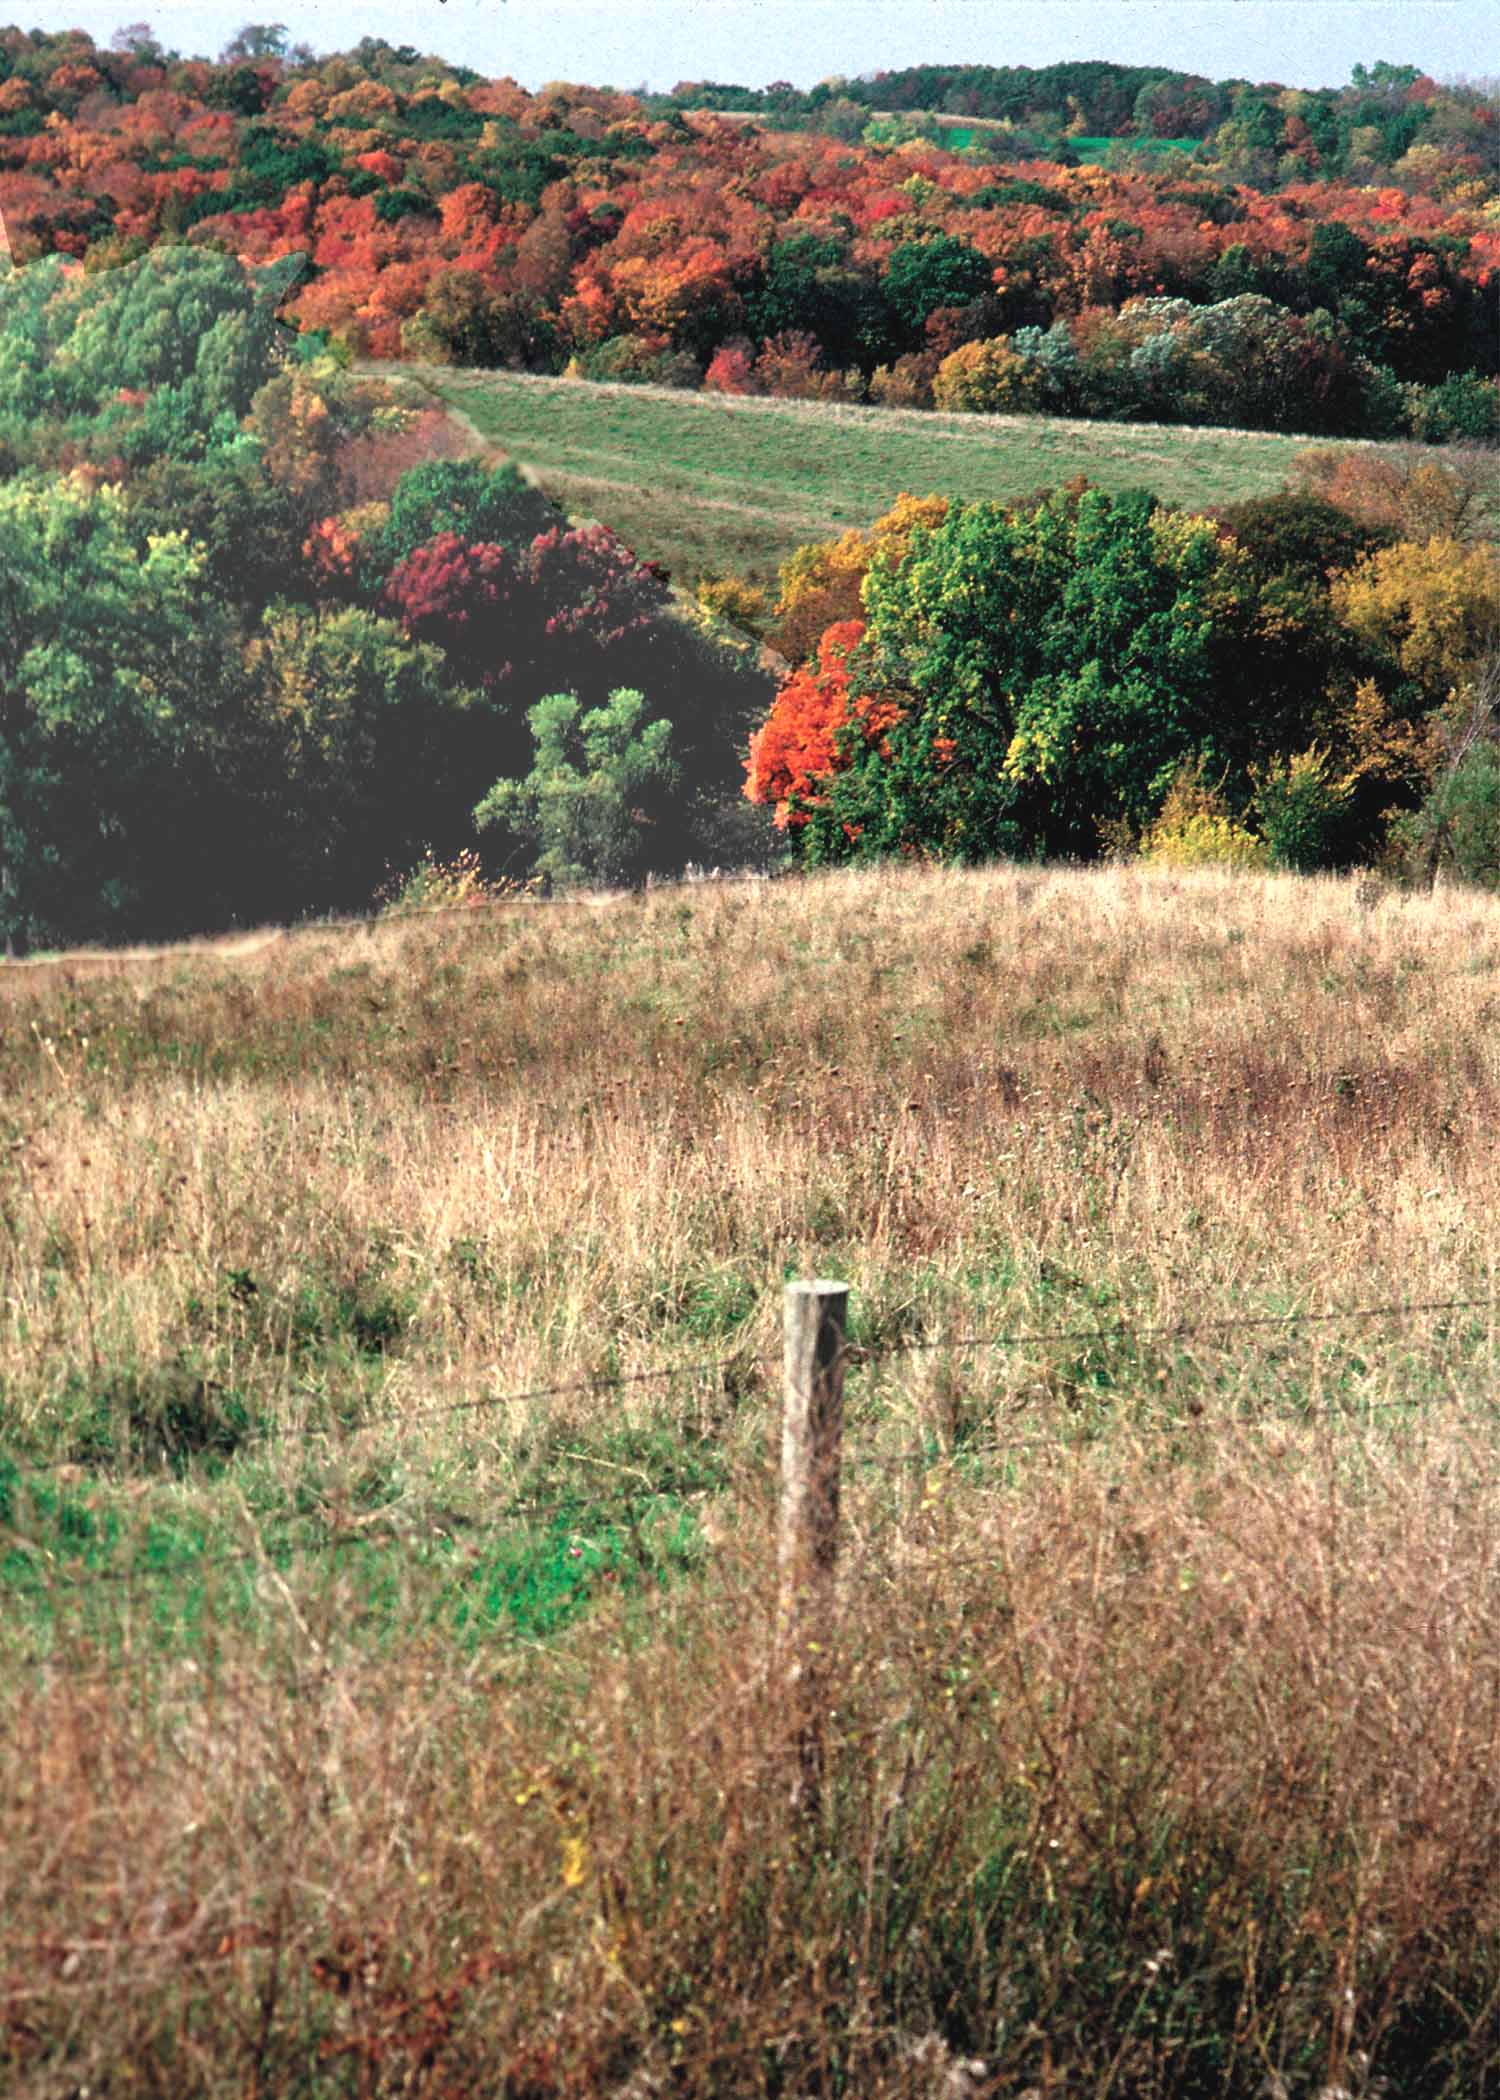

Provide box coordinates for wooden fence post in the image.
[779,1278,849,1814]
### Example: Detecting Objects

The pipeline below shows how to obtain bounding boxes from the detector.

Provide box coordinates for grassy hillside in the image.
[383,363,1369,589]
[3,862,1497,2093]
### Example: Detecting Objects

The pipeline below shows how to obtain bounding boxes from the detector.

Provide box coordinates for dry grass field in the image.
[2,860,1497,2096]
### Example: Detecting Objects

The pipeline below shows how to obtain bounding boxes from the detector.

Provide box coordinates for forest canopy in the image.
[0,28,1494,441]
[0,31,1495,944]
[744,465,1499,886]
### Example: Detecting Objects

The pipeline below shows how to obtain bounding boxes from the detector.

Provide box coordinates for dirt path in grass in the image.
[357,360,554,494]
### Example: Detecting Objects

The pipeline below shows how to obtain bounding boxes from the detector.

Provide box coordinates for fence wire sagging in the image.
[3,1289,1494,1646]
[13,1288,1499,1479]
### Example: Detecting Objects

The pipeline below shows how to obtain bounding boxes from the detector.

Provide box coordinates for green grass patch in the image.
[1,1457,711,1660]
[1067,134,1200,159]
[411,366,1379,590]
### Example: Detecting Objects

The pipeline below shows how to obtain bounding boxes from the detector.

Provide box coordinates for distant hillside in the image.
[0,27,1495,447]
[661,57,1493,164]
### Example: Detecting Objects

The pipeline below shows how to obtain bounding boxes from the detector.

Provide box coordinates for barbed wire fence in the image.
[5,1288,1495,1654]
[7,1289,1496,1496]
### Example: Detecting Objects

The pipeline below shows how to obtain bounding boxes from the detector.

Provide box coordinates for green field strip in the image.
[400,364,1372,584]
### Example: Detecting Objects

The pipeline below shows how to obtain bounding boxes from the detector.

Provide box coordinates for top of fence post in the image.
[779,1278,850,1591]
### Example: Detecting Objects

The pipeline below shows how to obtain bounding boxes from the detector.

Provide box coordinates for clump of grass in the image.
[374,847,526,918]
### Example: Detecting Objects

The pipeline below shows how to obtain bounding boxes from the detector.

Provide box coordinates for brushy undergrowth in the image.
[1,861,1497,2095]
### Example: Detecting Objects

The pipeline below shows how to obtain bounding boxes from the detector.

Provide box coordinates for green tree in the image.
[1252,747,1354,871]
[883,235,994,343]
[0,254,73,423]
[65,248,293,411]
[0,474,238,947]
[746,234,876,368]
[245,603,477,913]
[799,487,1241,864]
[221,23,290,61]
[1396,739,1500,890]
[1390,658,1500,888]
[375,458,555,573]
[474,687,678,889]
[1211,88,1281,185]
[0,248,307,467]
[1207,491,1393,777]
[124,439,307,609]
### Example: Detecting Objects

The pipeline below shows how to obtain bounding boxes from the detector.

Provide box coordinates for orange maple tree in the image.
[744,619,872,826]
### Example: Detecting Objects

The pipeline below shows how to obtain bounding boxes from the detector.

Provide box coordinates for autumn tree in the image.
[382,531,523,694]
[769,492,949,665]
[0,41,1492,440]
[931,334,1040,412]
[1331,535,1500,702]
[244,357,385,530]
[1291,445,1498,544]
[383,515,669,713]
[787,487,1246,864]
[744,618,867,826]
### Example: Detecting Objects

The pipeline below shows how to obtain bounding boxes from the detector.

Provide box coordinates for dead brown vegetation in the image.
[1,862,1497,2095]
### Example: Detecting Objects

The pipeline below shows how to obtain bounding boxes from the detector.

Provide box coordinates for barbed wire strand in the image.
[4,1344,777,1480]
[7,1292,1495,1485]
[13,1395,1497,1686]
[843,1385,1500,1472]
[8,1374,1497,1605]
[839,1292,1499,1369]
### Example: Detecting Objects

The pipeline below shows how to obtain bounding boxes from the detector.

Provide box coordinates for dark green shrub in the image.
[1394,739,1500,888]
[1406,370,1500,445]
[374,186,436,224]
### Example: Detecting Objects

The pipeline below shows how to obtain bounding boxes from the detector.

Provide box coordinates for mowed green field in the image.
[386,363,1369,589]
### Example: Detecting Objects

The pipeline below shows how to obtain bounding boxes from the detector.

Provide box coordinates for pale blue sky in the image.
[11,0,1497,91]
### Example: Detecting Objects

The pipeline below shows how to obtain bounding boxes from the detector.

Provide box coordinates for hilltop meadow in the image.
[3,859,1497,2096]
[388,361,1360,590]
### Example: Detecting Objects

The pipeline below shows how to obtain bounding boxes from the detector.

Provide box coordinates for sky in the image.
[10,0,1497,92]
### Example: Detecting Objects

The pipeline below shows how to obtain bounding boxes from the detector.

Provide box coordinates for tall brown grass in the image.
[2,861,1497,2095]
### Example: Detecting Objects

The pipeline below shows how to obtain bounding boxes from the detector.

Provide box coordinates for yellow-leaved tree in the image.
[769,492,950,665]
[1331,536,1499,701]
[931,335,1041,414]
[1332,536,1499,885]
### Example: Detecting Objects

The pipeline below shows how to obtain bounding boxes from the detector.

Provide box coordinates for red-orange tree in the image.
[744,619,869,827]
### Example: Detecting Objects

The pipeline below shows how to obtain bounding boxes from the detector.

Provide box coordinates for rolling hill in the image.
[372,361,1384,588]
